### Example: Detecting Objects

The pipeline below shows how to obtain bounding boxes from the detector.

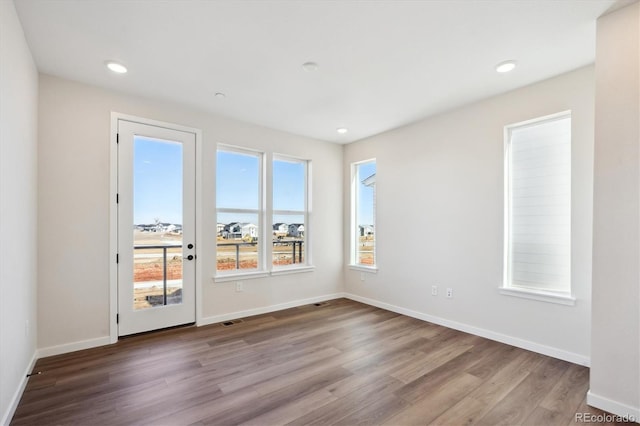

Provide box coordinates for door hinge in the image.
[116,193,119,204]
[116,314,119,324]
[116,253,119,264]
[116,133,119,144]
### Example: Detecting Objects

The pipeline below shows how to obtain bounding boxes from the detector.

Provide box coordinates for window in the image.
[503,112,572,301]
[216,147,263,273]
[351,159,377,268]
[215,147,312,279]
[273,156,309,268]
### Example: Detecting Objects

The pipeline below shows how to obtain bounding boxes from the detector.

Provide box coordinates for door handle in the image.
[183,254,194,261]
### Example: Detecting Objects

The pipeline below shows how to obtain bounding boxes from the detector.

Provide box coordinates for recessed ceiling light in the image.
[302,62,319,72]
[215,92,226,99]
[496,60,517,73]
[105,61,127,74]
[337,128,348,134]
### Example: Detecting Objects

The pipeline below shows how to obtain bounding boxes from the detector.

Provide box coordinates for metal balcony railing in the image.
[133,239,305,304]
[133,244,182,306]
[217,239,304,269]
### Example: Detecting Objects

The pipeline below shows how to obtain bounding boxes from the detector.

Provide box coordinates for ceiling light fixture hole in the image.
[302,62,319,72]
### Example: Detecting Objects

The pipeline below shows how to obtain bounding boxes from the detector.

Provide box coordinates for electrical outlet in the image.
[236,281,243,292]
[431,285,438,296]
[360,272,365,282]
[446,288,453,298]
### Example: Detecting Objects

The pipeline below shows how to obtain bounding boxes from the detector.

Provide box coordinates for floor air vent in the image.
[221,319,244,327]
[313,302,329,307]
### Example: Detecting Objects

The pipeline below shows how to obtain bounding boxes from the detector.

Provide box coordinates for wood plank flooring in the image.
[11,299,629,425]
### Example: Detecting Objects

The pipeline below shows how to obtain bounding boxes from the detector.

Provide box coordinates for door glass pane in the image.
[133,136,183,310]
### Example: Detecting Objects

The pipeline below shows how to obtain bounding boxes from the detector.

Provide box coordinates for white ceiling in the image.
[14,0,630,144]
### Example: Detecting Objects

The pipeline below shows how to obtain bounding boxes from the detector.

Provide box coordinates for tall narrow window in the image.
[272,156,309,268]
[216,147,263,273]
[351,159,377,268]
[504,112,571,297]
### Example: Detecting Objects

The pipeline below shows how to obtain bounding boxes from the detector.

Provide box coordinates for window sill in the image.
[214,271,269,283]
[348,264,378,273]
[213,266,316,282]
[498,286,576,306]
[271,265,315,276]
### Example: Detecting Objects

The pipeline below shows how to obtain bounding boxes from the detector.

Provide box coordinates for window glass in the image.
[273,159,305,211]
[505,113,571,293]
[273,157,308,267]
[354,160,376,266]
[216,149,262,272]
[216,150,259,210]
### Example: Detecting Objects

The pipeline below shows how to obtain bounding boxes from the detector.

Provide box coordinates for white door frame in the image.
[110,112,202,343]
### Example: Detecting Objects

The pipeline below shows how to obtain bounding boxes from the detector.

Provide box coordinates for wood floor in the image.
[11,299,626,425]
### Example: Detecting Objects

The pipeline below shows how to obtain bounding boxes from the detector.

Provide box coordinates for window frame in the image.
[501,111,575,305]
[271,154,312,271]
[215,144,266,279]
[214,146,314,282]
[349,158,378,272]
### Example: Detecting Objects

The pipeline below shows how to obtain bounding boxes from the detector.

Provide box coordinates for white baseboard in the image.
[343,293,590,367]
[38,294,346,357]
[587,391,640,421]
[6,291,594,426]
[37,335,112,358]
[198,293,346,326]
[1,351,37,426]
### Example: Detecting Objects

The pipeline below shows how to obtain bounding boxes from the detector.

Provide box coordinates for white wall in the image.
[343,66,595,364]
[37,74,343,351]
[590,2,640,418]
[0,1,39,424]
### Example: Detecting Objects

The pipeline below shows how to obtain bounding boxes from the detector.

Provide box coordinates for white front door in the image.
[117,119,196,336]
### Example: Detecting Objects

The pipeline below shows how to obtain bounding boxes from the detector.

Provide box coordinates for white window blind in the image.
[505,113,571,294]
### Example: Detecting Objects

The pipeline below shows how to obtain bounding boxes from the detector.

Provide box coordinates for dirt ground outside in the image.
[134,286,182,310]
[357,236,375,265]
[133,230,183,281]
[216,237,305,270]
[132,232,368,279]
[133,230,184,309]
[130,232,369,308]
